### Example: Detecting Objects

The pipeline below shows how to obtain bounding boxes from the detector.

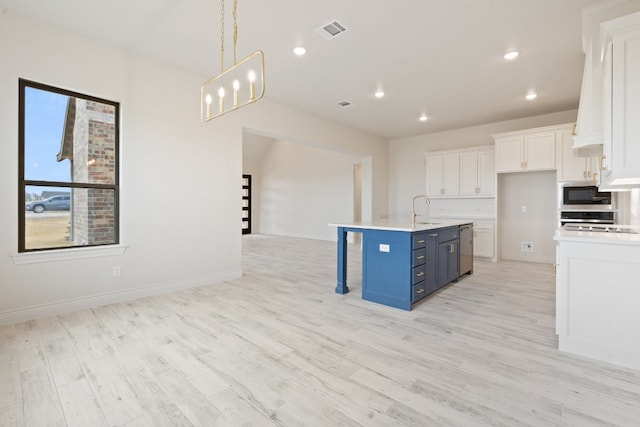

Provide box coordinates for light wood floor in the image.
[1,234,640,426]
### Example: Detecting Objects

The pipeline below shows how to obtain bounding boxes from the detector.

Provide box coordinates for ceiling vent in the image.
[316,20,347,40]
[337,101,352,107]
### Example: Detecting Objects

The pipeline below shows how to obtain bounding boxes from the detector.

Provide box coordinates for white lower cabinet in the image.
[472,220,495,259]
[555,234,640,371]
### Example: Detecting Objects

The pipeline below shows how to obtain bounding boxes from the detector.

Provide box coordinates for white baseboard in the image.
[0,270,242,326]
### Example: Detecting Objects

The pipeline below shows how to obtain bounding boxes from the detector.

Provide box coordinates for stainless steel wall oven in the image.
[560,184,616,226]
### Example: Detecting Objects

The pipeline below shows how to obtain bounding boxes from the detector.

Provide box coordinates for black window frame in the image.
[18,79,120,253]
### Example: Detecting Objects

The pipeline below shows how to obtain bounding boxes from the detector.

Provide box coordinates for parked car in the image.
[26,195,71,213]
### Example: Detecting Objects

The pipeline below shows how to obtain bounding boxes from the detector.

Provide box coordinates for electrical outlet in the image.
[521,242,533,252]
[112,266,121,277]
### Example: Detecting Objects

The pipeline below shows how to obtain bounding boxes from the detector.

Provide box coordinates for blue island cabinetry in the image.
[332,221,472,311]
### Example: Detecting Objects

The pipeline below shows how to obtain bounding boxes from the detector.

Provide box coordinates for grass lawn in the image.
[25,216,70,250]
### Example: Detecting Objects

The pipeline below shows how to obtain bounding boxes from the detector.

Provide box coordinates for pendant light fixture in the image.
[201,0,265,122]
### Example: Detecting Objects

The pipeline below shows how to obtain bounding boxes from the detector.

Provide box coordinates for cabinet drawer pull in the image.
[416,255,425,260]
[416,272,425,277]
[449,243,455,253]
[416,289,424,294]
[416,239,425,244]
[430,233,438,237]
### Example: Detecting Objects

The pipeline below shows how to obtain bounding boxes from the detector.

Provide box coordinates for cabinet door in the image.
[459,152,478,196]
[437,240,459,287]
[473,228,494,258]
[495,136,524,172]
[609,29,640,183]
[524,131,556,170]
[476,149,495,195]
[425,155,444,197]
[426,153,459,197]
[442,154,460,196]
[557,129,588,182]
[425,232,439,294]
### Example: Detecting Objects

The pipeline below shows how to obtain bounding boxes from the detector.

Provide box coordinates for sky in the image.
[24,86,71,197]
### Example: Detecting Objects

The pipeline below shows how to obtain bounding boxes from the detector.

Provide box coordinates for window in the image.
[19,79,120,252]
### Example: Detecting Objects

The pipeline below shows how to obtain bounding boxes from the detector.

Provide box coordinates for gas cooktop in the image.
[563,224,639,234]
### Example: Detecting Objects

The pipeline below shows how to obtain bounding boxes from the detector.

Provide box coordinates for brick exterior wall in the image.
[71,100,116,245]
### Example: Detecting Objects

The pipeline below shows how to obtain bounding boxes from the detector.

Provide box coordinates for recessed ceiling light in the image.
[526,92,538,100]
[419,114,428,122]
[374,90,384,98]
[504,51,519,60]
[293,46,306,56]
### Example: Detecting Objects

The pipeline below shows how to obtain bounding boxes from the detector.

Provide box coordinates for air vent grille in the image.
[316,20,348,40]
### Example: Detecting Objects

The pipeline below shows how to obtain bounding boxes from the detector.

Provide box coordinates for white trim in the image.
[0,269,242,325]
[11,244,129,264]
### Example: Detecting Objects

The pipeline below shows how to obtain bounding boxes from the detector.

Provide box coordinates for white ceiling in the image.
[1,0,604,139]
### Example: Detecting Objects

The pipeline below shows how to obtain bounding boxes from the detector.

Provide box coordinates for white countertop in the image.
[554,225,640,246]
[328,219,472,232]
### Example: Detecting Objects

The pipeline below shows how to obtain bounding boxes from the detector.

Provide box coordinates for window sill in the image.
[11,245,128,265]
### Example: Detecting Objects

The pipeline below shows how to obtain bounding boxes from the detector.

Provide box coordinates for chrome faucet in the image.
[411,194,431,224]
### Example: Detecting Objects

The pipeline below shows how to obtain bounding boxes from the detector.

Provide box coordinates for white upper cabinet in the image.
[425,146,495,198]
[494,126,563,173]
[426,153,459,197]
[460,148,495,196]
[557,126,601,183]
[599,11,640,189]
[573,1,640,149]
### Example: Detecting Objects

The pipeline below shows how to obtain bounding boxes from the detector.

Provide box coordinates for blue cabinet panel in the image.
[362,230,412,310]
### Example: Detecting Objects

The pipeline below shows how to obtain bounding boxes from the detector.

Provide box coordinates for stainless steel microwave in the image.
[562,185,612,206]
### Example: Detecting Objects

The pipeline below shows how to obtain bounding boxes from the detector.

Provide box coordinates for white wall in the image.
[256,139,361,241]
[0,11,387,324]
[499,171,558,263]
[388,110,578,218]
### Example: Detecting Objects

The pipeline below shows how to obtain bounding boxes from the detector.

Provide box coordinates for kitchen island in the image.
[329,220,473,310]
[554,226,640,371]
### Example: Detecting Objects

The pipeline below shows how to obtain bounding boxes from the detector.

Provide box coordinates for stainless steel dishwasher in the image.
[460,223,473,276]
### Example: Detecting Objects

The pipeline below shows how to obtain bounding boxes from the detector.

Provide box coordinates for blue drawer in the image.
[438,227,459,243]
[413,281,426,302]
[412,264,426,284]
[412,233,426,249]
[412,247,426,267]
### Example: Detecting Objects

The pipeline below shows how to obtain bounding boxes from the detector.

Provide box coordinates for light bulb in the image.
[504,51,519,60]
[374,90,384,98]
[293,46,306,56]
[233,80,239,106]
[419,114,428,122]
[205,94,212,105]
[218,87,225,113]
[526,92,537,100]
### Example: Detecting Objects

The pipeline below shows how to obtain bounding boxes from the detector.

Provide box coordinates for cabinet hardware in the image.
[449,243,455,253]
[572,122,577,136]
[416,272,424,277]
[416,255,425,260]
[430,233,438,237]
[599,155,607,171]
[416,289,424,294]
[416,239,425,244]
